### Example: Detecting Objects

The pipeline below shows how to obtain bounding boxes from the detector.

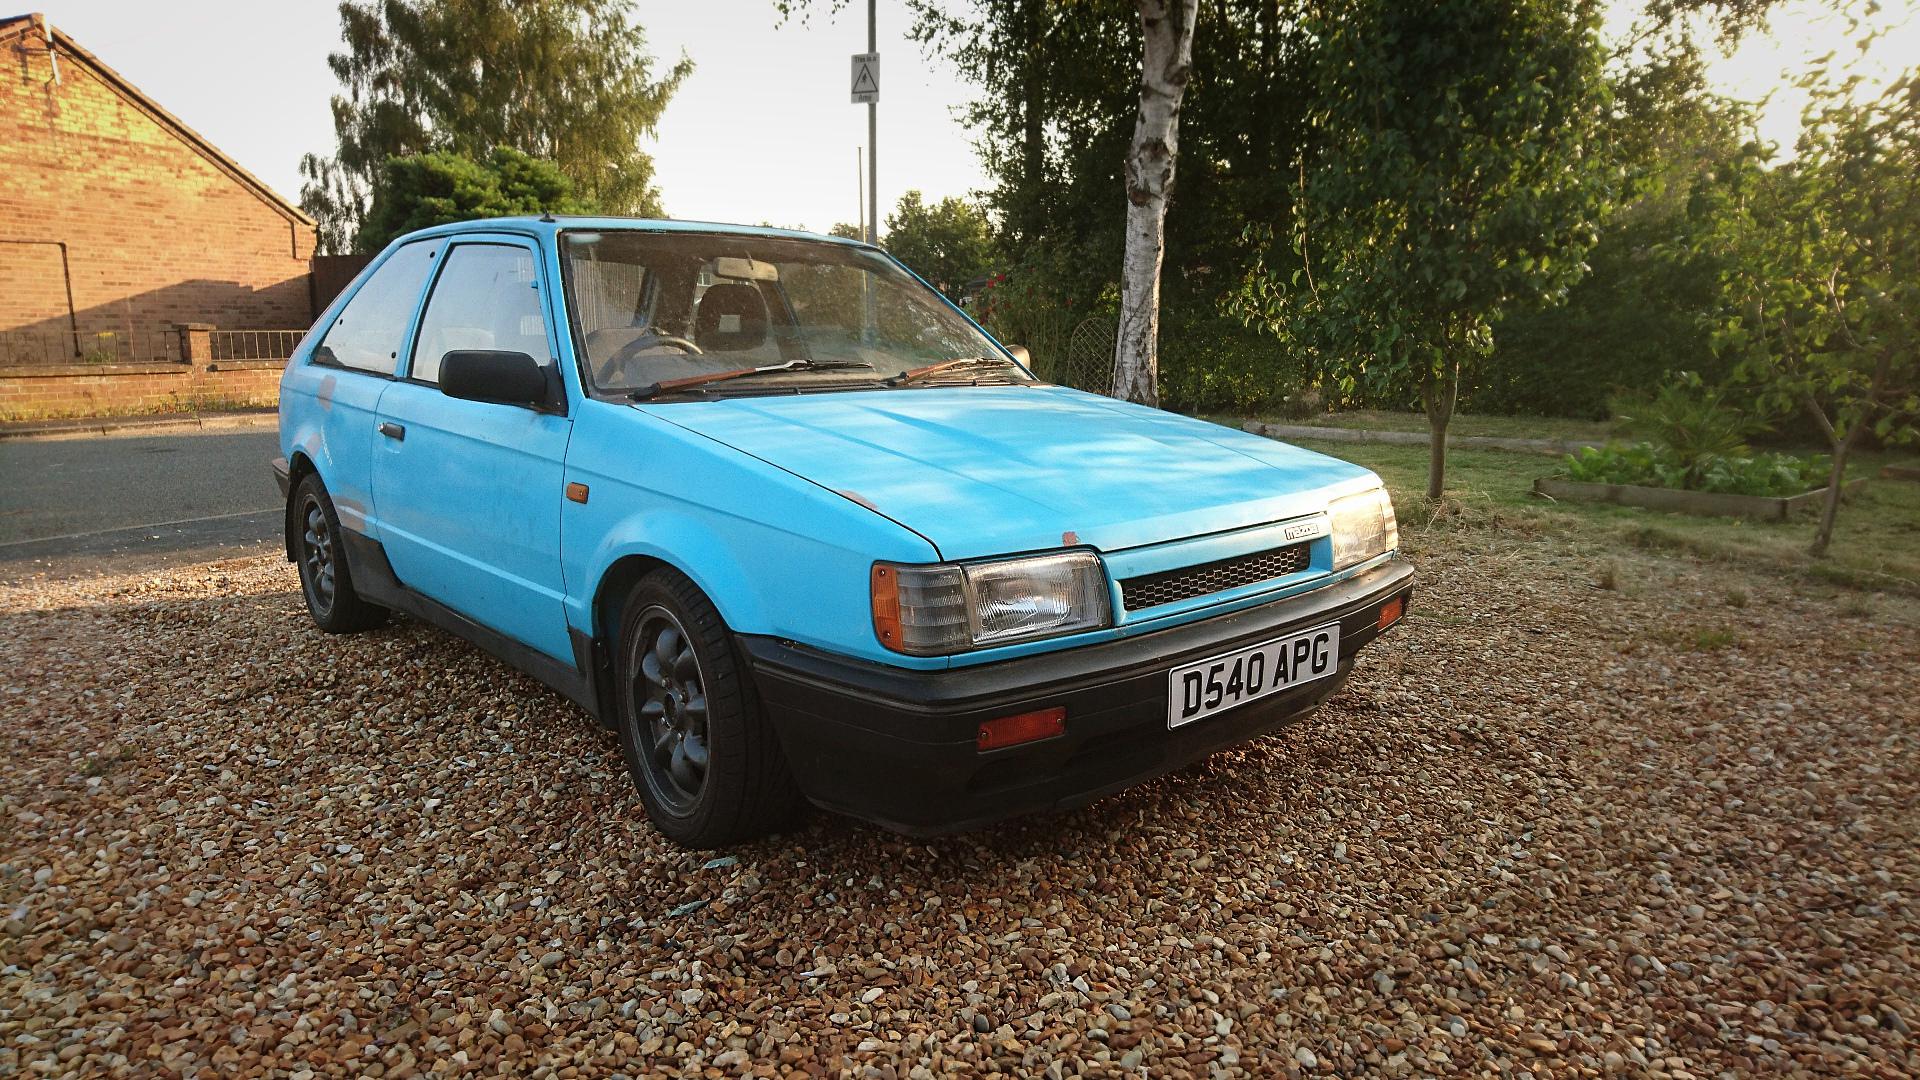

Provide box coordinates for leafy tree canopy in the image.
[883,190,996,297]
[1699,68,1920,553]
[786,0,1780,418]
[1232,0,1619,497]
[357,147,594,251]
[302,0,690,252]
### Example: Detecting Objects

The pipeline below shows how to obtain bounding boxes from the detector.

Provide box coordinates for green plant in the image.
[1232,0,1619,499]
[1611,371,1768,488]
[357,147,593,252]
[1698,69,1920,555]
[884,190,996,300]
[971,243,1110,388]
[301,0,691,251]
[1563,442,1829,497]
[82,331,122,364]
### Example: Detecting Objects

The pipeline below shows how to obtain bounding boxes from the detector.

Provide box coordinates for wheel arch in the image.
[592,553,676,649]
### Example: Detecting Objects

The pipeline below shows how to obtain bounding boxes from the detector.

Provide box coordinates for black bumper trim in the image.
[740,559,1413,834]
[271,457,291,497]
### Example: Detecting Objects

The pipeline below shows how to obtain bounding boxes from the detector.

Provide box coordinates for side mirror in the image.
[1006,344,1032,367]
[440,350,551,408]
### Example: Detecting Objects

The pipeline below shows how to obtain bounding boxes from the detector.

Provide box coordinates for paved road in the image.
[0,429,283,578]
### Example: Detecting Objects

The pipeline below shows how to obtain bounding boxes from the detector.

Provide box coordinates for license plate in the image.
[1167,623,1341,729]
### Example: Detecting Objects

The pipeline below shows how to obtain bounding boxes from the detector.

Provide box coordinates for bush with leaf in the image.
[1562,443,1829,497]
[1697,70,1920,554]
[357,147,594,252]
[1609,371,1770,488]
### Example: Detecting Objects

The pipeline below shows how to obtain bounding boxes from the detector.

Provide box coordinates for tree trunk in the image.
[1111,0,1197,406]
[1810,428,1857,558]
[1018,0,1045,241]
[1420,363,1460,501]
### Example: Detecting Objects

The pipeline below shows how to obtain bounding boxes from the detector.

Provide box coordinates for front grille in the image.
[1119,542,1312,611]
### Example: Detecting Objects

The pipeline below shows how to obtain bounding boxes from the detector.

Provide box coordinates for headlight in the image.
[1328,487,1398,570]
[872,551,1111,655]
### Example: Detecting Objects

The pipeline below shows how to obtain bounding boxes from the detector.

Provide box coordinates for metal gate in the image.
[1057,316,1117,396]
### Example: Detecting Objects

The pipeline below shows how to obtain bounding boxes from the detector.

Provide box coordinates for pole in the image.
[866,0,877,248]
[857,147,864,239]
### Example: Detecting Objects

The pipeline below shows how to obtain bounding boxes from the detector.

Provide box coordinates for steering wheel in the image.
[598,330,704,385]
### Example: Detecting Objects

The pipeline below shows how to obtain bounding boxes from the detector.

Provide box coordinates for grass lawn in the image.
[1271,434,1920,597]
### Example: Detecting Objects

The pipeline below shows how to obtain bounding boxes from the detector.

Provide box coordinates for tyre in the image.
[614,569,805,847]
[291,474,389,634]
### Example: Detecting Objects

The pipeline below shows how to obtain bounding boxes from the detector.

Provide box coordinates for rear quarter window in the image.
[314,241,438,376]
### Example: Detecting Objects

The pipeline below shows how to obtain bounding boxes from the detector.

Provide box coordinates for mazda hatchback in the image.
[275,218,1412,847]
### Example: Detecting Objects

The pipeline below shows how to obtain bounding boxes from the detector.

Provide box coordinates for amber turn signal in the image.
[1377,595,1405,631]
[870,564,902,648]
[976,706,1067,752]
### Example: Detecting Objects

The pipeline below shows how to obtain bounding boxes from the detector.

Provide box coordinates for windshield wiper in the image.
[630,359,876,401]
[885,355,1022,387]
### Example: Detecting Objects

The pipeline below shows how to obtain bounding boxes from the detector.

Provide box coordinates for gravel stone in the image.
[2,534,1916,1077]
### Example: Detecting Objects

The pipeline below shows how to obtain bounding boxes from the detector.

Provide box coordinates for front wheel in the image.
[614,570,804,847]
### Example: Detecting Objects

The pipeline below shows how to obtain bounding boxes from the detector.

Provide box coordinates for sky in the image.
[25,0,1920,235]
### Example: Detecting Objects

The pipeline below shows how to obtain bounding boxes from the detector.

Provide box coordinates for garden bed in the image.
[1533,475,1869,520]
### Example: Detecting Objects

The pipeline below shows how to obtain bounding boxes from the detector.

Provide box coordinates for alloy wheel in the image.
[300,497,336,614]
[627,605,711,812]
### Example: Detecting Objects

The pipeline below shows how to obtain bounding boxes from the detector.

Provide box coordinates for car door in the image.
[370,237,574,662]
[302,239,441,535]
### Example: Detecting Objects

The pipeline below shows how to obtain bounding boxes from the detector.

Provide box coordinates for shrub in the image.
[1158,309,1315,415]
[1562,443,1829,497]
[1610,371,1770,488]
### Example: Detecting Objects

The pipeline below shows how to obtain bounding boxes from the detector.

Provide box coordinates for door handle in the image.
[378,421,406,441]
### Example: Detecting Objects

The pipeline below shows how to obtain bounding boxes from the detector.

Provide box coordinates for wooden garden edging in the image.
[1242,421,1600,456]
[1532,476,1870,521]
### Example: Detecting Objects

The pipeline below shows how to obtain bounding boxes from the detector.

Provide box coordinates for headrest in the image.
[694,283,767,352]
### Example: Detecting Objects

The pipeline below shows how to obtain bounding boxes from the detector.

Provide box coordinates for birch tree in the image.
[1111,0,1198,406]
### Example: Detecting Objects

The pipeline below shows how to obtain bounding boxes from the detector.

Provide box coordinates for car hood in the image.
[637,386,1378,559]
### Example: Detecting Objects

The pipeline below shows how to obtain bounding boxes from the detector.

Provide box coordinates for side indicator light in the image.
[1378,595,1405,631]
[871,564,902,648]
[977,706,1067,752]
[565,482,590,504]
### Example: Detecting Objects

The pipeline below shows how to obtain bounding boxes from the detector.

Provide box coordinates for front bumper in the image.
[740,558,1413,834]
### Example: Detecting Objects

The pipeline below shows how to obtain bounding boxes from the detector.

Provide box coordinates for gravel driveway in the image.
[2,530,1915,1077]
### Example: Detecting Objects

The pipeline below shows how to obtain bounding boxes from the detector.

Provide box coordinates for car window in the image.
[314,240,438,376]
[410,244,553,384]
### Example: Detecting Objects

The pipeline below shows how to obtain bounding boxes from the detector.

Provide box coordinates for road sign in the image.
[850,52,879,104]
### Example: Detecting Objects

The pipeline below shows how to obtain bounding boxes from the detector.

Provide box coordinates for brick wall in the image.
[0,360,283,421]
[0,18,317,356]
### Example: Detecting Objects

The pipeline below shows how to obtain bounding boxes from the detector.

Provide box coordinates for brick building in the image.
[1,12,318,368]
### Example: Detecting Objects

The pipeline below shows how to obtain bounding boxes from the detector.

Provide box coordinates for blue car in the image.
[274,217,1412,846]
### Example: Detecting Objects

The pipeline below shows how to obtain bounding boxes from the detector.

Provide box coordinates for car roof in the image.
[387,215,877,251]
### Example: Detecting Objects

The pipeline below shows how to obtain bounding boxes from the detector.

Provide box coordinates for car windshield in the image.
[559,229,1026,396]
